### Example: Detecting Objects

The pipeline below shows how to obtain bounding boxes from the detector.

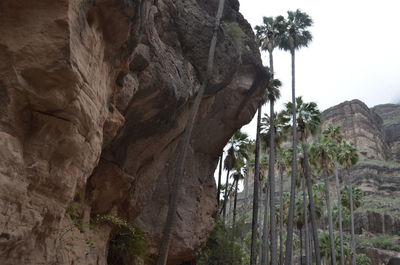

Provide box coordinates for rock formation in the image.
[323,100,400,264]
[0,0,268,264]
[322,99,392,161]
[372,104,400,162]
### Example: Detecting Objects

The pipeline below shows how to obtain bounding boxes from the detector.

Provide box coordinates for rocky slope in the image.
[323,100,400,264]
[372,104,400,162]
[0,0,268,264]
[322,99,392,161]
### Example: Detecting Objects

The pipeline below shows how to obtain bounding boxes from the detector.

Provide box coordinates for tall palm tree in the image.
[256,17,286,265]
[337,142,359,265]
[283,96,322,265]
[250,105,262,265]
[323,125,345,265]
[278,10,313,265]
[310,136,337,265]
[259,79,281,265]
[156,0,227,264]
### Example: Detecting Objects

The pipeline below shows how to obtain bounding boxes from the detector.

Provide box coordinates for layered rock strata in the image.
[0,0,268,264]
[322,99,392,161]
[372,104,400,162]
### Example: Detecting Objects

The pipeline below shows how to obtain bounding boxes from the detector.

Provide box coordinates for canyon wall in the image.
[322,99,392,161]
[0,0,268,264]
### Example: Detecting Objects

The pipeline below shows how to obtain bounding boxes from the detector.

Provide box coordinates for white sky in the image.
[239,0,400,138]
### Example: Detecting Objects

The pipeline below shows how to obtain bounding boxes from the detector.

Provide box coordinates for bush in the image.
[197,219,249,265]
[223,22,247,47]
[356,253,371,265]
[371,234,400,251]
[96,215,149,264]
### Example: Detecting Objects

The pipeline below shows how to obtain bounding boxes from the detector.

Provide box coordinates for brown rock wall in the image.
[322,99,392,161]
[0,0,268,264]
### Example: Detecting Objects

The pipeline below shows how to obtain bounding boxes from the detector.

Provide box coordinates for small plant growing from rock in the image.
[96,214,149,264]
[223,22,247,49]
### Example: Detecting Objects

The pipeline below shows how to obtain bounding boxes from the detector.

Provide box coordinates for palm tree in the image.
[310,136,337,265]
[337,141,358,265]
[283,96,322,265]
[323,125,346,265]
[259,79,282,265]
[256,17,286,265]
[278,10,313,265]
[156,0,227,264]
[222,131,250,221]
[250,105,262,265]
[223,146,236,221]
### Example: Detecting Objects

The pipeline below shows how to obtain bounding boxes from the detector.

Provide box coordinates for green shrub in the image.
[371,234,400,251]
[356,253,371,265]
[223,22,247,47]
[66,206,84,231]
[96,215,149,263]
[197,219,249,265]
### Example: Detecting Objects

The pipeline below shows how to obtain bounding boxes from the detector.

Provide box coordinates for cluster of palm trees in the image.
[217,105,362,265]
[214,9,365,265]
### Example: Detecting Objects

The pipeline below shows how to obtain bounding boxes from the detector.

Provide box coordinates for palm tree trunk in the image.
[323,166,336,265]
[334,163,345,265]
[223,169,231,222]
[300,227,303,265]
[303,145,322,265]
[217,154,223,207]
[279,169,284,265]
[233,179,238,230]
[303,184,310,265]
[269,100,278,265]
[155,1,226,263]
[308,223,312,265]
[261,185,270,265]
[251,106,262,265]
[284,48,298,265]
[347,170,356,265]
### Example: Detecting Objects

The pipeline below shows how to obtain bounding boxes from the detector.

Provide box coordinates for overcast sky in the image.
[238,0,400,138]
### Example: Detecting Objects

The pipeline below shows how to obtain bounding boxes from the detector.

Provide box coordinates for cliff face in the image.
[372,104,400,162]
[322,99,392,161]
[322,100,400,263]
[0,0,268,264]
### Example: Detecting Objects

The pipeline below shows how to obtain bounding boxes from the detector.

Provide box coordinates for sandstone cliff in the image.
[0,0,268,264]
[372,104,400,162]
[322,99,392,161]
[323,100,400,264]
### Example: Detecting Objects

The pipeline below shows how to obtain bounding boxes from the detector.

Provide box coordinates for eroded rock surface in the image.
[322,99,392,161]
[0,0,268,264]
[372,104,400,162]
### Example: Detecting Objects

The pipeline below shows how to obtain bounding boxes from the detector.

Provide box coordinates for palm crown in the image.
[283,96,322,142]
[279,9,313,52]
[255,15,286,52]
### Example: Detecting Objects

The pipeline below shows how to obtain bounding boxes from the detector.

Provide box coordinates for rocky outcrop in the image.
[349,163,400,195]
[358,247,400,265]
[322,99,392,161]
[372,104,400,162]
[0,0,268,264]
[355,211,400,235]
